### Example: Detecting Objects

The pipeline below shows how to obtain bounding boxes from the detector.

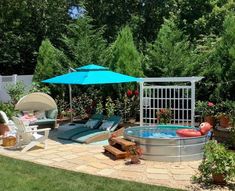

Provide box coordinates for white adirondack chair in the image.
[12,116,50,152]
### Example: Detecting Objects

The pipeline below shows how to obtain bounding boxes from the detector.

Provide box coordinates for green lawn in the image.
[0,155,183,191]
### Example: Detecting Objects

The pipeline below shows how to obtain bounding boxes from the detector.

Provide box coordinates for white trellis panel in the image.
[140,77,203,127]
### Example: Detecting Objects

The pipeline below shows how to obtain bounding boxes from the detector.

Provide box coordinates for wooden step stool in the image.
[104,137,136,160]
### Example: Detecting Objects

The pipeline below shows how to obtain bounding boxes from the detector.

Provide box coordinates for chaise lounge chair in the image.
[57,114,104,140]
[70,115,123,144]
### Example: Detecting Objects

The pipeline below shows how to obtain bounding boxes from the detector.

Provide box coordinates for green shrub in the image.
[0,102,16,119]
[5,81,26,104]
[194,140,235,183]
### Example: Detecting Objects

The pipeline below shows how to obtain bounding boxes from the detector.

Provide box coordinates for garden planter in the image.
[212,173,226,185]
[108,138,116,146]
[130,156,140,164]
[204,116,215,126]
[0,124,9,136]
[219,115,230,128]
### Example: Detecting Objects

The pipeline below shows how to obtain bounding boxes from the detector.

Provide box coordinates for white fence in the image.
[139,77,203,127]
[0,74,33,102]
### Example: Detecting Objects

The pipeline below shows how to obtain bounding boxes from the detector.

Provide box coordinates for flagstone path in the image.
[0,129,201,190]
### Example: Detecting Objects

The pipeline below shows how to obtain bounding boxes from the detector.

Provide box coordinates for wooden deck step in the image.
[111,137,135,147]
[104,145,127,159]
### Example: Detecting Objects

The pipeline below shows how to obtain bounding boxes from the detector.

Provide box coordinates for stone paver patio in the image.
[0,129,201,190]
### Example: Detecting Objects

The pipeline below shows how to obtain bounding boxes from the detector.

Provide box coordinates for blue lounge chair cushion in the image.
[70,115,122,143]
[57,124,91,140]
[57,114,104,140]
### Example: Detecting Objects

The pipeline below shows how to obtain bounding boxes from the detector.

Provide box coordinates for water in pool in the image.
[126,125,193,139]
[141,130,176,138]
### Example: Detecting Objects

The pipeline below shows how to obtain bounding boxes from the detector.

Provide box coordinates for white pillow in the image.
[99,121,114,131]
[34,111,46,119]
[84,119,99,129]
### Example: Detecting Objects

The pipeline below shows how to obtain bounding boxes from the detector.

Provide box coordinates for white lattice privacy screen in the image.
[139,77,203,127]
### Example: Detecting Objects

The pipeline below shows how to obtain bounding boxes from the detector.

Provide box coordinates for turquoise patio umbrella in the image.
[42,64,142,116]
[42,64,141,84]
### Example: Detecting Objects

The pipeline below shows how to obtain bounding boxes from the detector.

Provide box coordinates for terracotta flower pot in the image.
[108,139,115,146]
[219,115,230,128]
[212,173,226,185]
[130,156,140,164]
[0,124,9,136]
[204,116,215,126]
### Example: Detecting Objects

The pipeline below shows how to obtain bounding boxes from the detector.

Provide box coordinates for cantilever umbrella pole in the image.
[68,67,76,121]
[69,84,72,121]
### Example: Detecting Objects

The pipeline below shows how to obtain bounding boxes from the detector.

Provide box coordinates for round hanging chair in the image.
[15,92,57,111]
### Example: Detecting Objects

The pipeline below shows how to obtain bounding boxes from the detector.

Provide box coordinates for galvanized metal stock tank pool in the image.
[124,125,207,162]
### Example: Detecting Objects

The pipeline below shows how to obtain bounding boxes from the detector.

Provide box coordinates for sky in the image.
[68,5,86,19]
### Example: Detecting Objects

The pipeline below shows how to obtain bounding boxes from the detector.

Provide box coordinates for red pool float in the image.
[199,122,212,135]
[176,129,202,137]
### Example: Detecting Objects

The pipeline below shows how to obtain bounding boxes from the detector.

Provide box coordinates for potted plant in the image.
[216,101,234,128]
[108,132,117,146]
[128,145,143,164]
[195,140,235,185]
[196,101,217,126]
[156,108,171,124]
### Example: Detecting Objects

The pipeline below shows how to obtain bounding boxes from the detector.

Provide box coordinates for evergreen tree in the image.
[61,17,107,68]
[34,39,69,98]
[207,14,235,100]
[34,39,68,82]
[105,26,143,77]
[144,19,193,77]
[0,0,71,75]
[189,14,235,101]
[102,26,143,98]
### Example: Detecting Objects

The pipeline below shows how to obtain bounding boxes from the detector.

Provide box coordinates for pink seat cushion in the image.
[21,114,37,124]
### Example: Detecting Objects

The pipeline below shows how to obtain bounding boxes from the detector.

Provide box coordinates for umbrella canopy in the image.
[42,64,141,85]
[15,92,57,111]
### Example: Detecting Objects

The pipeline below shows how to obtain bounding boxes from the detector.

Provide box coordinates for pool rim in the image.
[124,125,207,140]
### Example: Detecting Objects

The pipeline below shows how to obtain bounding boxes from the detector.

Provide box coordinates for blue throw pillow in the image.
[84,119,100,129]
[46,109,58,119]
[99,121,114,131]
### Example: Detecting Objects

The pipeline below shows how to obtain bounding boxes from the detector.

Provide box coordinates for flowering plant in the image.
[156,108,171,124]
[196,101,217,117]
[126,89,139,97]
[128,145,143,157]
